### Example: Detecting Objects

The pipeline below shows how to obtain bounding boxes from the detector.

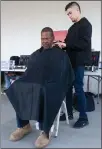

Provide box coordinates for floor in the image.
[1,94,101,148]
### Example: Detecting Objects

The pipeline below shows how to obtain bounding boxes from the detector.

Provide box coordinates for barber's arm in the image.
[53,41,66,49]
[65,23,92,51]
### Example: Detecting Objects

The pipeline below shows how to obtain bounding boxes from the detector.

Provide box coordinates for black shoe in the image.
[73,118,89,128]
[60,114,66,121]
[68,114,73,120]
[60,113,73,121]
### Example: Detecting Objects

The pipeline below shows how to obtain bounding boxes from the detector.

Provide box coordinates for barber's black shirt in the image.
[65,17,92,68]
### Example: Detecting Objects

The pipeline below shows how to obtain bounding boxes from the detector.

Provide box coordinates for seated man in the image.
[5,27,74,148]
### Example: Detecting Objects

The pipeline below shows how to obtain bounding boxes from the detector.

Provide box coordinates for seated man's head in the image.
[41,27,54,49]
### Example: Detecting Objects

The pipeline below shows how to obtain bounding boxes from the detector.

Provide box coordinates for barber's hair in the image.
[65,2,81,13]
[41,27,54,37]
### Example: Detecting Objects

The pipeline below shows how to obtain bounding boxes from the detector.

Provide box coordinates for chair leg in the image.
[50,124,54,133]
[35,122,39,130]
[54,108,61,137]
[63,101,69,124]
[35,101,69,137]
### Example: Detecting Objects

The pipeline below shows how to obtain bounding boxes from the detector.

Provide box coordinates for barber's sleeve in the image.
[66,23,92,51]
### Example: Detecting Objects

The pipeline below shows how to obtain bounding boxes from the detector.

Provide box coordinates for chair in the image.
[35,100,69,137]
[19,55,30,66]
[10,56,20,66]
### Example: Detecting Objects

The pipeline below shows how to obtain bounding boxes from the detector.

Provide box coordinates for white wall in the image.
[1,1,101,60]
[1,1,101,94]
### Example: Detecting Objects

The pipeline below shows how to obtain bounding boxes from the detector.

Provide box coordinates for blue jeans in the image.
[4,74,20,89]
[16,116,43,129]
[16,116,47,137]
[16,115,29,128]
[66,66,87,119]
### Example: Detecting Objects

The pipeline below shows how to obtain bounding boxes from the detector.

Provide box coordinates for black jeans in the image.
[66,66,87,119]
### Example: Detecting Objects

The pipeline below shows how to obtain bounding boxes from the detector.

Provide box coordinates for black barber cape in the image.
[5,46,74,134]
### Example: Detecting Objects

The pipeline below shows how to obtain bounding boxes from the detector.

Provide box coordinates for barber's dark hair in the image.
[65,2,81,13]
[41,27,54,37]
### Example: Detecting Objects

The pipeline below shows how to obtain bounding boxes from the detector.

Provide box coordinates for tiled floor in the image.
[1,94,101,148]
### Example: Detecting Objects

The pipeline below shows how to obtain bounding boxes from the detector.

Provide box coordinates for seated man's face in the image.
[41,31,54,49]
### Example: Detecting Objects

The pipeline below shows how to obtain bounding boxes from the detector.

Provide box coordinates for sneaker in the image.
[1,90,6,95]
[35,131,50,148]
[68,114,73,120]
[9,124,32,141]
[1,92,5,95]
[73,118,89,128]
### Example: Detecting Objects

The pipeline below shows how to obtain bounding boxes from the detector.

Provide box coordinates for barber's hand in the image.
[53,42,66,48]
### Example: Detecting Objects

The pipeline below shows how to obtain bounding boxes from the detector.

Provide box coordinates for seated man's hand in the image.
[53,42,66,49]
